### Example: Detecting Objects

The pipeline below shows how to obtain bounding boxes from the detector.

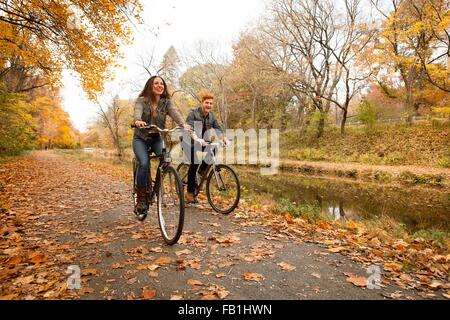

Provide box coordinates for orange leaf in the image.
[243,272,264,282]
[187,279,204,286]
[277,262,296,272]
[29,253,47,266]
[344,273,367,287]
[384,262,403,272]
[154,257,174,264]
[5,255,21,267]
[142,289,156,300]
[175,249,192,256]
[328,247,346,253]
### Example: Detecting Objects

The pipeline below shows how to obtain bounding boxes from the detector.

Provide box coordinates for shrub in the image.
[357,100,378,128]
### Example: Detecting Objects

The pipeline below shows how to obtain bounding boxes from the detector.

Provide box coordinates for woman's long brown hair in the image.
[138,76,170,104]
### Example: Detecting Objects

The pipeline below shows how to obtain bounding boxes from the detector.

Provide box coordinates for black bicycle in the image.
[132,124,184,245]
[176,141,240,214]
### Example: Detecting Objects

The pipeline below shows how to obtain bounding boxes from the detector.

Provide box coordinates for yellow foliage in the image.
[0,0,144,100]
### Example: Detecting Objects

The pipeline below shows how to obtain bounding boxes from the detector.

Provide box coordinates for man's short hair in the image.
[201,93,214,102]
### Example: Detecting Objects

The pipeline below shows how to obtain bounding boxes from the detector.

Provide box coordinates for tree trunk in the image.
[252,93,257,129]
[317,116,325,139]
[405,84,414,125]
[340,108,348,135]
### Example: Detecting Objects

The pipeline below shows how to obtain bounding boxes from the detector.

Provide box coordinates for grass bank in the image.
[281,123,450,168]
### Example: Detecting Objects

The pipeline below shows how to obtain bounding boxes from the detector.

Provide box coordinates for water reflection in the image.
[238,168,450,233]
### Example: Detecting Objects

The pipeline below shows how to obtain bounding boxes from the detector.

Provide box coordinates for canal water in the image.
[237,168,450,233]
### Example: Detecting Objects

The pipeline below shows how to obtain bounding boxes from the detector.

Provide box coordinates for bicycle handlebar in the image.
[131,124,182,134]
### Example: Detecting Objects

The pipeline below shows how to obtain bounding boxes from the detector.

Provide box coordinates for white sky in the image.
[61,0,267,132]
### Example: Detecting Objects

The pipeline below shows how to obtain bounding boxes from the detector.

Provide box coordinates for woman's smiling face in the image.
[152,77,165,96]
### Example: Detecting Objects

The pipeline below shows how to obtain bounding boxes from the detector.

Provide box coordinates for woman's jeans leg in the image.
[133,136,163,188]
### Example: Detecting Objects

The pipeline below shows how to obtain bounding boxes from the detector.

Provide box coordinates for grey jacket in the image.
[186,107,224,141]
[133,97,184,139]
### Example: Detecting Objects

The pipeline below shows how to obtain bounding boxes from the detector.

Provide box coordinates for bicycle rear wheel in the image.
[157,165,185,245]
[206,164,240,214]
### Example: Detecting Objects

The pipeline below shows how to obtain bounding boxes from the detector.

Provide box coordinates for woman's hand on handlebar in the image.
[135,120,147,128]
[182,123,192,132]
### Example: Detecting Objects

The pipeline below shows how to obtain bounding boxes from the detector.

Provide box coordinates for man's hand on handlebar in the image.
[195,138,207,147]
[222,137,230,146]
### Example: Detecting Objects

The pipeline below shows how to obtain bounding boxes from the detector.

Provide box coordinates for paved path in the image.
[0,151,427,300]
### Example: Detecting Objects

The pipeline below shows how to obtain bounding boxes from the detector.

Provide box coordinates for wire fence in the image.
[336,114,448,127]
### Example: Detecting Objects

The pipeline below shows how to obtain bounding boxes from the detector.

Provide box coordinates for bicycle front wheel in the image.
[206,164,240,214]
[157,165,185,245]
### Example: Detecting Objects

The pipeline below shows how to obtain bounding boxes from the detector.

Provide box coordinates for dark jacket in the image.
[133,97,184,139]
[186,106,224,141]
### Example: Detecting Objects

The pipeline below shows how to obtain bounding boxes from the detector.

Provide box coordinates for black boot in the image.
[136,186,148,214]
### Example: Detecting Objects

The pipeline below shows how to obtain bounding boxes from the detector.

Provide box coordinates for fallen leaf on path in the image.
[29,253,47,266]
[312,273,321,279]
[5,255,21,267]
[187,279,204,286]
[384,262,403,272]
[186,260,201,270]
[79,287,94,295]
[278,262,296,272]
[382,291,403,299]
[170,295,184,300]
[344,273,367,287]
[328,247,346,253]
[81,269,98,276]
[243,272,264,282]
[0,294,18,300]
[142,289,156,300]
[214,234,240,245]
[154,257,174,264]
[175,249,192,256]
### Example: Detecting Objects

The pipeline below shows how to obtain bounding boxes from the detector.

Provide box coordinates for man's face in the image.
[202,98,213,115]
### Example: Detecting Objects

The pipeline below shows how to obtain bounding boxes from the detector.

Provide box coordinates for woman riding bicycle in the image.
[133,75,191,214]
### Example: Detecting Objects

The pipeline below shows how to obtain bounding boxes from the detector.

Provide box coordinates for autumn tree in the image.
[0,0,143,100]
[96,95,131,159]
[0,84,38,155]
[369,0,450,122]
[182,41,232,128]
[159,46,181,92]
[33,96,78,149]
[263,0,374,136]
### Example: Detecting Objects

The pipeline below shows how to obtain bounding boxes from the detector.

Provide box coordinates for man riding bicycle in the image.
[182,93,229,204]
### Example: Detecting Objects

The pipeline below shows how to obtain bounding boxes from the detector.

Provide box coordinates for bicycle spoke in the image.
[157,166,184,244]
[207,165,240,214]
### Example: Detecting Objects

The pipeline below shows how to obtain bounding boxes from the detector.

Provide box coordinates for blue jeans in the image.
[133,135,163,187]
[181,140,217,193]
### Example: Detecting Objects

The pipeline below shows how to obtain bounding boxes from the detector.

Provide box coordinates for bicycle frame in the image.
[193,142,227,196]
